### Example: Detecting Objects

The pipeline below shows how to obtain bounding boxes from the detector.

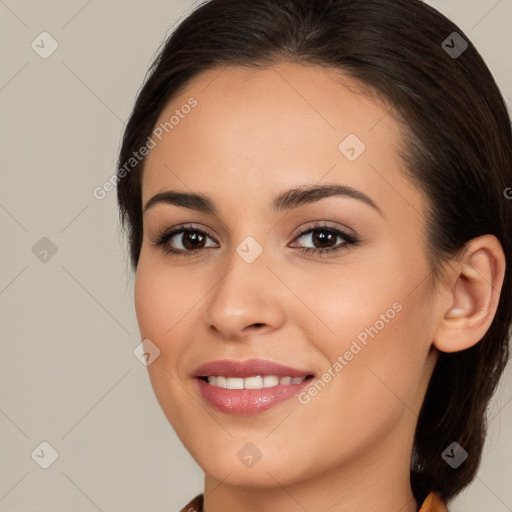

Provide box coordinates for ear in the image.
[433,234,506,353]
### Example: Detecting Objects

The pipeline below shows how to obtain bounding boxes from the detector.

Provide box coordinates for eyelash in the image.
[152,222,359,257]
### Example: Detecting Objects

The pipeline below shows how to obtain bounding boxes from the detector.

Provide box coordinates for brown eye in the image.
[309,229,338,249]
[154,225,218,256]
[179,230,207,250]
[165,229,217,252]
[292,225,357,255]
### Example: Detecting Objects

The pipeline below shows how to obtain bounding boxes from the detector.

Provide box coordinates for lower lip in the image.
[196,377,312,415]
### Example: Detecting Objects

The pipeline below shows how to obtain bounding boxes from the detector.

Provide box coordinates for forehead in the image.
[141,61,422,220]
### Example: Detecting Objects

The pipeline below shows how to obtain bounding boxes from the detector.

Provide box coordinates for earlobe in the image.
[433,235,506,353]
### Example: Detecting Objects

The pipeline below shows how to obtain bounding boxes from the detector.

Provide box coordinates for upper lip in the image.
[193,359,315,379]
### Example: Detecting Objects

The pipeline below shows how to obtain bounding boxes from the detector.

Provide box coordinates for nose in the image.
[203,248,287,340]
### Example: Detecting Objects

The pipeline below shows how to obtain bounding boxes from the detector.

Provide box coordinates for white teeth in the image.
[244,376,263,389]
[206,375,307,389]
[216,376,227,388]
[226,377,244,390]
[263,375,279,387]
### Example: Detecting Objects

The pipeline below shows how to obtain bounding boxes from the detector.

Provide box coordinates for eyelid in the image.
[154,221,353,244]
[288,220,355,245]
[292,220,355,238]
[153,223,219,246]
[153,220,359,256]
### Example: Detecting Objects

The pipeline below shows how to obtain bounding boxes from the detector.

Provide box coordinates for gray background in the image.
[0,1,511,511]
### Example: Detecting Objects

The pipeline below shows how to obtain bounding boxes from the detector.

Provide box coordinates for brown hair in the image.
[116,0,512,504]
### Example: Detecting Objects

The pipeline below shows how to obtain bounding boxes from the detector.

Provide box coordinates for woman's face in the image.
[135,62,443,490]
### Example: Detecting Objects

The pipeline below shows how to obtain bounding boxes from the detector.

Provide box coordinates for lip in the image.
[193,359,315,415]
[193,358,314,379]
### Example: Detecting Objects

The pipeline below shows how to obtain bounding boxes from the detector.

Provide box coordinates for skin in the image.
[134,62,505,512]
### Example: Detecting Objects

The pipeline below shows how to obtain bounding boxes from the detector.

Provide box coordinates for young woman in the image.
[116,0,512,510]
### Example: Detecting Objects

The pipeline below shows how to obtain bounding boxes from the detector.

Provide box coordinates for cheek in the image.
[134,257,192,341]
[134,260,187,394]
[289,243,434,422]
[134,261,194,432]
[289,238,430,355]
[323,284,433,422]
[134,271,163,339]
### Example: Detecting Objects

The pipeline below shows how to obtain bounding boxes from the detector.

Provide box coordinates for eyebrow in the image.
[143,183,383,217]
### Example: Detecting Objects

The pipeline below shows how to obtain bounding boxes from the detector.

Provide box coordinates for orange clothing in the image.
[419,492,448,512]
[179,491,447,511]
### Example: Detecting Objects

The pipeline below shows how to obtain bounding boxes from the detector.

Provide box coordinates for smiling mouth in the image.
[199,374,315,389]
[193,358,316,414]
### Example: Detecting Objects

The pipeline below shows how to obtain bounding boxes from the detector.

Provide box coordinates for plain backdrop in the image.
[0,1,511,511]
